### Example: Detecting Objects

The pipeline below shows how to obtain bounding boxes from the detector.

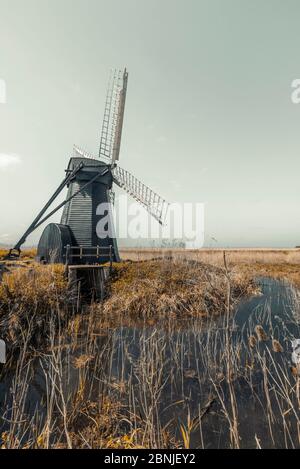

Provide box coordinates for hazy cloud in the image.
[0,154,21,170]
[156,136,167,143]
[0,233,10,245]
[169,179,182,190]
[71,82,81,94]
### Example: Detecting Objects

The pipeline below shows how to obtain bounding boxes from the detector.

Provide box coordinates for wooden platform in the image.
[67,264,111,303]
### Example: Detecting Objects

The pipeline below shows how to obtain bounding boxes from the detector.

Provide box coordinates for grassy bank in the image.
[0,258,258,346]
[101,259,258,323]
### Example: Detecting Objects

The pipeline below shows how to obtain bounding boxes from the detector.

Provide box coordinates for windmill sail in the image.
[73,145,95,160]
[111,69,128,163]
[73,145,169,225]
[99,68,128,163]
[113,165,169,225]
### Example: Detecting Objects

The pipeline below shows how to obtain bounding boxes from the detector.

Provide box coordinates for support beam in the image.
[32,168,109,232]
[6,162,84,257]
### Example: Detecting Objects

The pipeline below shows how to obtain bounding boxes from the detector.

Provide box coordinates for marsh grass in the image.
[1,293,300,449]
[0,263,68,308]
[102,259,258,322]
[0,257,300,448]
[0,258,257,346]
[0,263,71,349]
[120,247,300,265]
[0,248,37,261]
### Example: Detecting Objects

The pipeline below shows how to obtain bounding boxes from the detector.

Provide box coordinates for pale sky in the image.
[1,0,300,248]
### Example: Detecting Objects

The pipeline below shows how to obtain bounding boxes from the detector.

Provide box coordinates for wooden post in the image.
[65,244,70,266]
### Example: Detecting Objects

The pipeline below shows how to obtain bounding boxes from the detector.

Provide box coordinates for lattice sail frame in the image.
[113,166,169,225]
[74,68,169,226]
[71,146,169,225]
[98,68,128,163]
[73,145,95,160]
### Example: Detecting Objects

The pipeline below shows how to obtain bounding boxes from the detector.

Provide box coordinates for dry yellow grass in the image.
[119,247,300,265]
[1,246,299,265]
[120,248,300,286]
[0,249,298,351]
[0,262,67,311]
[1,254,300,449]
[0,263,69,346]
[236,262,300,287]
[0,248,37,261]
[100,259,258,322]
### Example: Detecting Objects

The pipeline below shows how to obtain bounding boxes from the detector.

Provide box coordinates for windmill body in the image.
[37,156,120,264]
[7,69,169,265]
[60,157,113,250]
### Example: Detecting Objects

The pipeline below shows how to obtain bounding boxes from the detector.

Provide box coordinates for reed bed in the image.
[102,259,258,322]
[0,257,300,448]
[1,284,300,449]
[0,263,70,348]
[0,258,257,346]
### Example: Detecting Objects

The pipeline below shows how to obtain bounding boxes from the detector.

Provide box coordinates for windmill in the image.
[7,68,169,264]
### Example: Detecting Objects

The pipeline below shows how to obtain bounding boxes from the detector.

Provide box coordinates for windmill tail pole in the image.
[5,162,84,260]
[33,167,109,231]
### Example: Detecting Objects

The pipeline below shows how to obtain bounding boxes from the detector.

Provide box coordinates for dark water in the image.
[106,278,300,448]
[235,277,300,340]
[1,277,300,448]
